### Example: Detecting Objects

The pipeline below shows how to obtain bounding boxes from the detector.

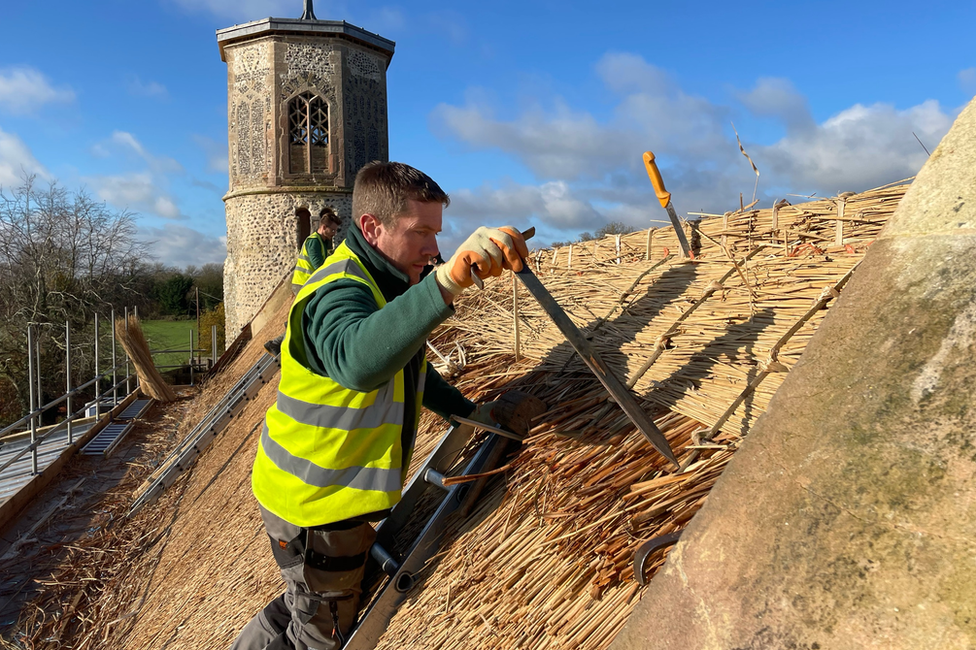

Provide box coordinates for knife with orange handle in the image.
[643,151,693,259]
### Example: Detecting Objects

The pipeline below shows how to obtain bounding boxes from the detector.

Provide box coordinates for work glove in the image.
[435,227,529,296]
[467,401,500,427]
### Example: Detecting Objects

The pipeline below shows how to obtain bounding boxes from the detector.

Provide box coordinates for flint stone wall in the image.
[221,32,390,337]
[223,190,352,338]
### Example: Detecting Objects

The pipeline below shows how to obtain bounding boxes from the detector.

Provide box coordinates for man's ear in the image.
[359,213,381,245]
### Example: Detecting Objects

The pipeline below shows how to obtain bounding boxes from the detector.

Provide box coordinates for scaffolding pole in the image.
[27,325,38,475]
[65,322,73,444]
[111,308,118,406]
[94,313,100,419]
[124,306,132,394]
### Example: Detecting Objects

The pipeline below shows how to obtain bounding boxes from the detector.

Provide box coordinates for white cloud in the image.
[597,53,732,160]
[433,53,960,244]
[960,68,976,95]
[433,99,636,180]
[85,131,190,220]
[441,181,627,251]
[139,223,227,268]
[192,135,230,173]
[736,77,815,134]
[0,127,49,186]
[757,100,956,193]
[451,181,599,228]
[111,131,149,158]
[433,53,733,183]
[86,172,185,220]
[127,75,169,99]
[595,52,671,96]
[106,131,184,174]
[426,11,467,46]
[0,67,74,115]
[153,196,182,220]
[169,0,306,21]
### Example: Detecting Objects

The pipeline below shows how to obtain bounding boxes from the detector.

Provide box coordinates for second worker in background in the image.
[292,207,342,293]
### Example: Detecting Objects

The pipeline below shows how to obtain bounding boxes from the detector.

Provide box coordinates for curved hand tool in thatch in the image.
[451,415,524,441]
[634,530,682,586]
[515,265,680,468]
[643,151,693,259]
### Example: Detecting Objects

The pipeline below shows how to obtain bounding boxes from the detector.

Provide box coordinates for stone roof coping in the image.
[216,18,395,62]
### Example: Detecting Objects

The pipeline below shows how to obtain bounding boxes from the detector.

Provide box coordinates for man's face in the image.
[318,221,337,239]
[366,199,442,285]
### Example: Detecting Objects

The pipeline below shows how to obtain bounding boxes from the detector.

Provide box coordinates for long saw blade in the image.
[515,265,679,468]
[664,202,693,258]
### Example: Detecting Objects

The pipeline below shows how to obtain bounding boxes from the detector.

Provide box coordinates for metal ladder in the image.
[128,353,280,517]
[80,399,153,457]
[343,422,508,649]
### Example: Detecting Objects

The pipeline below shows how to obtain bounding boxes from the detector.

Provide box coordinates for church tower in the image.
[217,1,395,337]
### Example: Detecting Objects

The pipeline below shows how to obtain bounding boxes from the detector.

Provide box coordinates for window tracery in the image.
[288,92,329,174]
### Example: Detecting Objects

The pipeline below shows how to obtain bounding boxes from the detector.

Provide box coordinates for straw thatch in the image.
[1,180,909,650]
[377,180,909,650]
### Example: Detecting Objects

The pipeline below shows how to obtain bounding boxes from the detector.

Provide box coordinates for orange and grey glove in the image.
[435,226,529,296]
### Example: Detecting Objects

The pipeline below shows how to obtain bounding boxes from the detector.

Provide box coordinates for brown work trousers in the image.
[231,505,376,650]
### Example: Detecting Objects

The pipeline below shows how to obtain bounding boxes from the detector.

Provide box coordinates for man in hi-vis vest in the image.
[292,208,342,293]
[233,162,528,650]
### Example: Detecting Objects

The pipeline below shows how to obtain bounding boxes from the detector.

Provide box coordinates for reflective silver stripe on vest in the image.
[261,425,403,492]
[293,265,308,273]
[306,258,372,288]
[297,254,311,263]
[275,380,403,431]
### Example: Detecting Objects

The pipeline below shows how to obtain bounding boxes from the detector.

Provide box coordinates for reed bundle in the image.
[115,315,177,402]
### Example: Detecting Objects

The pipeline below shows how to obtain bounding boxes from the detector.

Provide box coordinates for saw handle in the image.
[642,151,672,210]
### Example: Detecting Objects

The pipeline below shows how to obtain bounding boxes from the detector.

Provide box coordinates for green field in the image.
[140,320,198,369]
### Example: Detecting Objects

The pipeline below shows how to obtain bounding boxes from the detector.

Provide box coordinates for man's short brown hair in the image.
[352,161,450,228]
[319,207,341,226]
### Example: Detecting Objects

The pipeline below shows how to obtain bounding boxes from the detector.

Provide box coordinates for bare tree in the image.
[594,221,635,238]
[0,175,151,426]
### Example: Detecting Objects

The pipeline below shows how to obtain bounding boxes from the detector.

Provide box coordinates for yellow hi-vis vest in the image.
[291,232,329,290]
[254,242,427,527]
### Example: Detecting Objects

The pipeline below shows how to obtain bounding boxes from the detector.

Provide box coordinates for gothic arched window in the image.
[288,92,329,174]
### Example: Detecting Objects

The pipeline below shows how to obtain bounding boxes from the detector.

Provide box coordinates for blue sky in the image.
[0,0,973,266]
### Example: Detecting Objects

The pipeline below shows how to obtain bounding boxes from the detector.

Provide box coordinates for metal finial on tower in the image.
[300,0,317,20]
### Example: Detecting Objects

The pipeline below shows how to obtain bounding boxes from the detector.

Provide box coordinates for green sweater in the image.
[304,232,332,270]
[301,226,475,449]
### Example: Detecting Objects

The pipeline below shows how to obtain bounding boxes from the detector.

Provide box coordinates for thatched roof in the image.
[2,180,909,650]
